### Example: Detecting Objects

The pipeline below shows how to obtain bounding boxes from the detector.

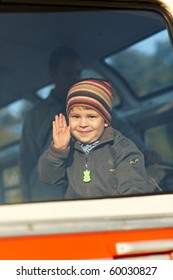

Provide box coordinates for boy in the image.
[38,79,147,199]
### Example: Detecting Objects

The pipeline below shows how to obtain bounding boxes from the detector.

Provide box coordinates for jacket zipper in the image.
[83,153,91,183]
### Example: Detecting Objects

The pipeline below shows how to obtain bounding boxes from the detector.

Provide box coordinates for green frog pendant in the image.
[83,169,91,183]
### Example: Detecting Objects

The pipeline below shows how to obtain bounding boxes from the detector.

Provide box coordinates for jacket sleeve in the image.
[38,143,70,186]
[113,136,147,195]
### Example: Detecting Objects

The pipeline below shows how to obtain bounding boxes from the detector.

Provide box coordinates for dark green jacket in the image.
[38,127,147,199]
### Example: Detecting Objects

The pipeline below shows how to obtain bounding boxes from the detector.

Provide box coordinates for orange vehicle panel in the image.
[0,228,173,259]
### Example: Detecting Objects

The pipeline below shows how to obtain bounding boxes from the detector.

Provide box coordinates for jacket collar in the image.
[99,126,115,144]
[71,126,115,151]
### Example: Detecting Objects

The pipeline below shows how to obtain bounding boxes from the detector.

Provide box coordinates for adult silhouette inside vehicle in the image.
[20,46,83,201]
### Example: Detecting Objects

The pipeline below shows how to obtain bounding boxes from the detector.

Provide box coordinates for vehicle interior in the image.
[0,4,173,204]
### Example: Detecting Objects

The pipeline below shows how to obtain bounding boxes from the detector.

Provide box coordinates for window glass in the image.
[81,68,120,106]
[3,166,20,188]
[145,122,173,162]
[35,68,121,105]
[0,99,32,147]
[36,84,55,99]
[2,165,22,203]
[5,188,22,204]
[0,9,171,204]
[104,30,173,98]
[145,123,173,192]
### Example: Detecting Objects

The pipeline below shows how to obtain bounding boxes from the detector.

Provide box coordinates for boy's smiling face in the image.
[69,106,108,143]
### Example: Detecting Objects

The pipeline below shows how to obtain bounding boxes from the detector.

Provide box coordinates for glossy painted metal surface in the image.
[1,228,173,259]
[0,195,173,259]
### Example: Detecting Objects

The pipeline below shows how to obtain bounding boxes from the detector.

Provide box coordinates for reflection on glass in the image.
[145,122,173,162]
[2,166,22,203]
[0,8,172,205]
[105,30,173,97]
[0,99,32,147]
[5,188,22,204]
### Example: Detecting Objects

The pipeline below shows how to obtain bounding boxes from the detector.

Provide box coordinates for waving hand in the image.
[52,114,71,150]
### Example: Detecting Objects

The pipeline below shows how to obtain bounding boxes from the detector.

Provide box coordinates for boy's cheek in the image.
[69,123,75,131]
[70,129,76,138]
[69,119,76,127]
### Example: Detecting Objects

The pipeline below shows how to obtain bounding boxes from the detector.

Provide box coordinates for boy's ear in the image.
[104,123,108,127]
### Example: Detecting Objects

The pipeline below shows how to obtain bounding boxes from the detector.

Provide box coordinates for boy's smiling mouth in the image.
[78,130,92,134]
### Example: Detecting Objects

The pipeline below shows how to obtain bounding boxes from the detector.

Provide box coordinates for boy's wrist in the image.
[49,142,70,159]
[53,143,69,150]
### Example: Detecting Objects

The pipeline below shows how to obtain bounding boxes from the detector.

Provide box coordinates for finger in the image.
[55,115,59,129]
[52,121,57,139]
[53,120,57,131]
[67,125,71,134]
[62,114,67,128]
[58,113,64,128]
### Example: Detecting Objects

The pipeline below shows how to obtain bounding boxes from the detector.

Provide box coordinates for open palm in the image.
[53,113,71,149]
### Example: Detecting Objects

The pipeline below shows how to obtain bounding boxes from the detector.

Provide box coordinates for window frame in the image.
[0,1,173,247]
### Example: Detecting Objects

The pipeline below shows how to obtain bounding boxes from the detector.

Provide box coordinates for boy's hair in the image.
[66,78,113,124]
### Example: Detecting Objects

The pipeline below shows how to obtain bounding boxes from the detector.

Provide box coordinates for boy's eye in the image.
[88,115,97,118]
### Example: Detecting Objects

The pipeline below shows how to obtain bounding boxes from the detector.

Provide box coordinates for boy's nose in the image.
[79,118,88,126]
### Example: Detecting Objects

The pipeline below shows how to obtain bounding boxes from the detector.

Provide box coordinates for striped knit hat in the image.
[66,79,113,124]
